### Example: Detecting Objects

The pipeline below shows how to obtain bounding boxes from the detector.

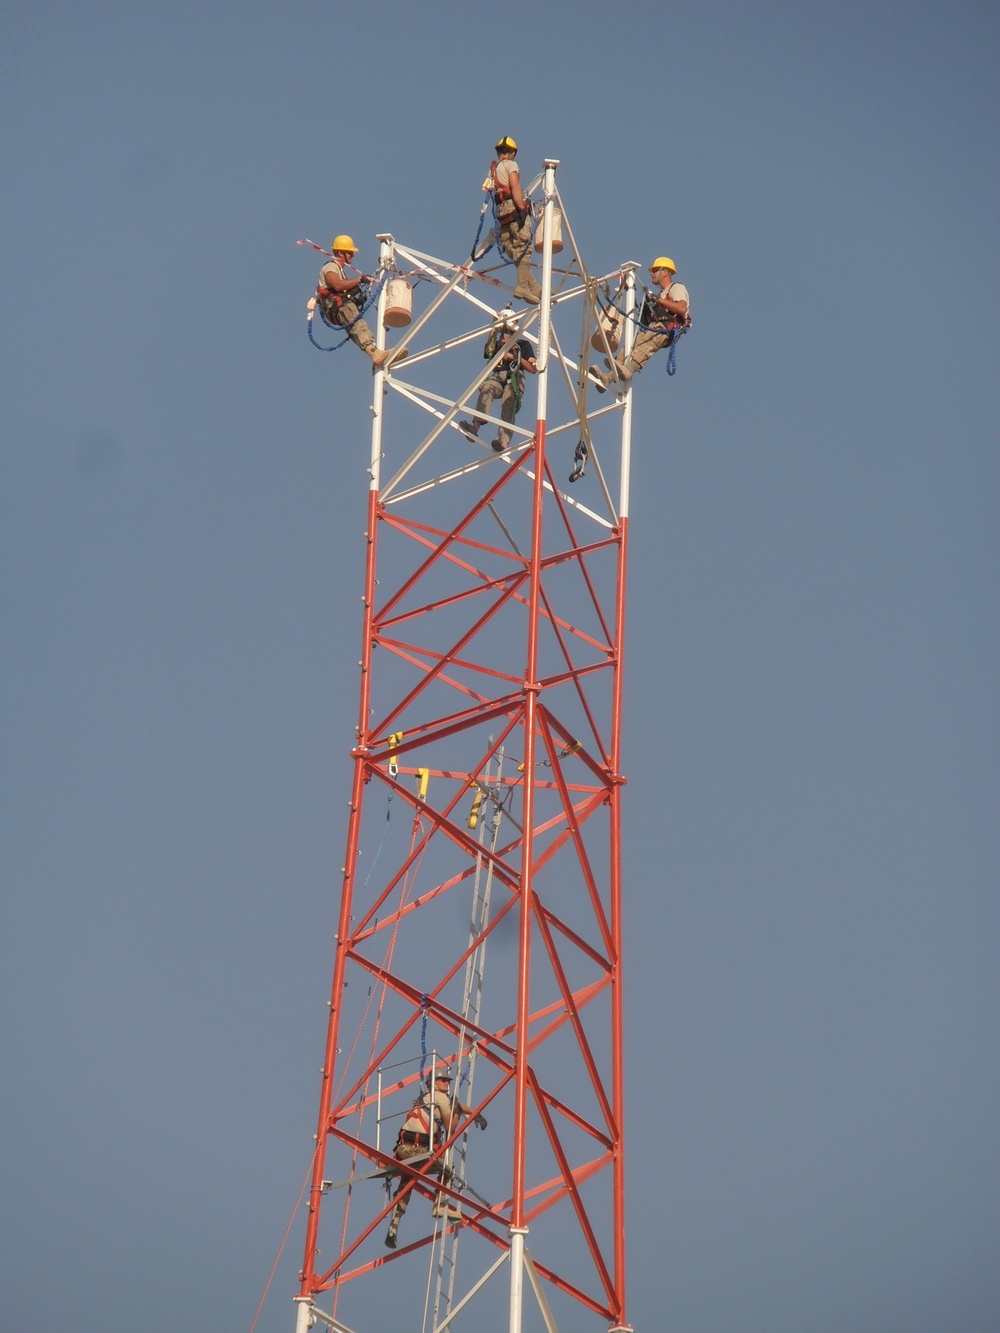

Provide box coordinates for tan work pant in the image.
[472,371,522,446]
[334,299,375,353]
[388,1141,444,1224]
[619,326,673,375]
[498,215,538,294]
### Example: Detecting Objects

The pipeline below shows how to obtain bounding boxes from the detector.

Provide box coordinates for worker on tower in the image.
[384,1067,487,1249]
[487,137,542,305]
[317,235,408,367]
[459,311,538,452]
[591,257,690,391]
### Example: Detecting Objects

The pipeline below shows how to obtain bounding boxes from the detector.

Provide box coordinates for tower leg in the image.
[508,1226,528,1333]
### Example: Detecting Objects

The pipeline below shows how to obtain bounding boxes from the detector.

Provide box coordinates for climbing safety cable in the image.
[330,790,431,1315]
[247,1142,319,1333]
[418,994,430,1082]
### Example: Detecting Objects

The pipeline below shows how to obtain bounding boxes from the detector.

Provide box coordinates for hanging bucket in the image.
[534,208,564,254]
[383,278,413,328]
[591,313,621,353]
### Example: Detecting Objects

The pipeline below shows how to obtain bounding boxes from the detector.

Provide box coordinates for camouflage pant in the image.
[472,371,523,446]
[388,1140,445,1222]
[620,325,673,375]
[332,299,375,353]
[498,215,538,294]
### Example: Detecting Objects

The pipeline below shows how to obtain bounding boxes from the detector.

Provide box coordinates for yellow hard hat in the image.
[495,135,517,154]
[331,234,359,254]
[650,256,676,273]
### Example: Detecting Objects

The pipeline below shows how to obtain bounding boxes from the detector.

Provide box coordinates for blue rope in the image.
[666,326,687,376]
[470,203,492,262]
[418,995,430,1081]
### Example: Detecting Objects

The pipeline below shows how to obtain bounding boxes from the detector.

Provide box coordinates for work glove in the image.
[474,1114,488,1131]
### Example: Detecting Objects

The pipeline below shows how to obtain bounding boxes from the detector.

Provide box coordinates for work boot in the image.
[368,346,409,369]
[458,419,480,442]
[513,284,540,306]
[588,366,608,394]
[384,1223,398,1249]
[491,437,509,452]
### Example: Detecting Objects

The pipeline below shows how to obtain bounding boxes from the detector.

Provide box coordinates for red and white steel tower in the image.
[294,161,639,1333]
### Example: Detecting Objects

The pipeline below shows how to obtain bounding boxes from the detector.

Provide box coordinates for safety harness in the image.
[470,158,535,267]
[397,1092,445,1148]
[307,262,385,353]
[489,158,522,224]
[484,328,527,411]
[316,261,371,322]
[637,283,691,340]
[602,279,692,377]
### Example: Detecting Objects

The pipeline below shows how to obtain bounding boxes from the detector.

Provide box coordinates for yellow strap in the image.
[388,731,403,778]
[468,787,484,830]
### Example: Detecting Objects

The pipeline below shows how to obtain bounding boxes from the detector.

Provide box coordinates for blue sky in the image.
[2,3,998,1331]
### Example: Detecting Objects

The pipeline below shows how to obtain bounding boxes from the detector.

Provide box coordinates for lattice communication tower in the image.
[293,160,640,1333]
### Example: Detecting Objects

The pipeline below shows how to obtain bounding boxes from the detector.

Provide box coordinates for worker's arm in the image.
[507,166,528,212]
[322,263,368,296]
[451,1096,488,1131]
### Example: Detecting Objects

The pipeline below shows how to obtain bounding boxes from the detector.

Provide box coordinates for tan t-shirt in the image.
[648,281,690,325]
[319,259,349,290]
[401,1089,460,1137]
[493,158,520,195]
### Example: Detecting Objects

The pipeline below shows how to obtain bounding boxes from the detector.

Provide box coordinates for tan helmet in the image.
[495,135,517,154]
[650,256,676,273]
[331,234,359,255]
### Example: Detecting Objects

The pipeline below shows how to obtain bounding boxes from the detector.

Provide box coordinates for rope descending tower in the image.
[294,160,638,1333]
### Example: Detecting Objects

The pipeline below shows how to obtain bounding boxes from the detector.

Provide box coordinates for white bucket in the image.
[383,278,412,328]
[591,314,621,353]
[534,208,564,254]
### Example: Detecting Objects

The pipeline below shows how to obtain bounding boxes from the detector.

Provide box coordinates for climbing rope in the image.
[246,1142,320,1333]
[470,201,492,262]
[666,325,687,375]
[418,994,430,1082]
[363,791,394,893]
